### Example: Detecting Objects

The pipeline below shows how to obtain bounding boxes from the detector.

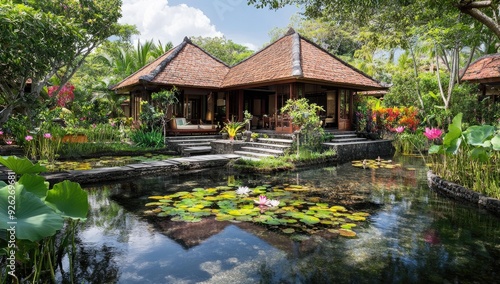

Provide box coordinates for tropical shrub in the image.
[130,129,164,148]
[221,118,245,140]
[428,113,500,198]
[0,156,88,283]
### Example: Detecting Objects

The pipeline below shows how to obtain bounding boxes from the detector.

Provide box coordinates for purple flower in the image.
[43,133,52,139]
[424,127,443,140]
[394,126,405,133]
[25,135,33,141]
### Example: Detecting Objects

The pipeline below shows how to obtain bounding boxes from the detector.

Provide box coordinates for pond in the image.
[61,156,500,283]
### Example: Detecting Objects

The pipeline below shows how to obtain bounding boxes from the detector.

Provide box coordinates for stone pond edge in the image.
[427,170,500,216]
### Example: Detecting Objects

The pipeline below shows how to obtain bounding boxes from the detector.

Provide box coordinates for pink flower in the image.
[6,140,13,145]
[423,127,443,140]
[0,131,3,135]
[25,135,33,141]
[254,195,268,206]
[394,126,405,133]
[43,133,52,139]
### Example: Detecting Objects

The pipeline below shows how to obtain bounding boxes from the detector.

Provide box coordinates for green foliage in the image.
[393,132,426,155]
[0,0,122,123]
[130,129,164,148]
[428,113,500,198]
[0,156,88,282]
[58,142,155,159]
[191,36,254,65]
[221,118,245,139]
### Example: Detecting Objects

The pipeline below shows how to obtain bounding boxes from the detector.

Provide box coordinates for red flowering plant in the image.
[48,83,75,107]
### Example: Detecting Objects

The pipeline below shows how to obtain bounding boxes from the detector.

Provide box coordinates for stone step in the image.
[332,134,358,139]
[257,138,294,145]
[331,137,367,143]
[174,142,211,147]
[245,142,291,150]
[165,135,221,141]
[240,146,284,155]
[234,151,275,158]
[183,146,212,155]
[167,138,217,144]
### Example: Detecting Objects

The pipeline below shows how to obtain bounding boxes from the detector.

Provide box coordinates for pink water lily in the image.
[394,126,405,133]
[6,140,13,145]
[43,133,52,139]
[423,127,443,140]
[254,195,268,206]
[0,131,3,135]
[25,135,33,141]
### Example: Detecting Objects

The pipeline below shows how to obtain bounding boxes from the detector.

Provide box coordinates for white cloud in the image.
[120,0,224,45]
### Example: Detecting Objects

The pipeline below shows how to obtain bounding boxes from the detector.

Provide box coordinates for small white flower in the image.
[236,186,251,195]
[267,199,280,207]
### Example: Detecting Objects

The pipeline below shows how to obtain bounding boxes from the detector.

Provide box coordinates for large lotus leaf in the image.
[465,125,495,146]
[492,134,500,151]
[0,156,46,175]
[45,180,88,220]
[0,184,63,241]
[470,147,489,162]
[18,174,49,199]
[445,137,462,155]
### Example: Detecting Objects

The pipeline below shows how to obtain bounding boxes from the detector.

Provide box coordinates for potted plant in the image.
[221,118,245,141]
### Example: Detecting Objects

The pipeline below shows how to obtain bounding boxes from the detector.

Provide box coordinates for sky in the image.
[119,0,301,51]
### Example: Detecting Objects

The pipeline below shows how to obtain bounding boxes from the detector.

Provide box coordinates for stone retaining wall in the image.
[427,171,500,216]
[324,140,395,164]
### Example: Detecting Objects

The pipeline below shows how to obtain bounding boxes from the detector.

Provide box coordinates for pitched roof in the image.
[112,29,384,92]
[111,38,230,91]
[462,54,500,83]
[223,29,383,90]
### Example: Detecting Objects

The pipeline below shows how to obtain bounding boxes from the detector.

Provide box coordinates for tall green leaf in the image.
[45,180,89,221]
[492,134,500,151]
[465,125,495,146]
[0,184,63,242]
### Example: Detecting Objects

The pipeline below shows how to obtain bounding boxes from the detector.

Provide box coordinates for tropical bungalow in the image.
[462,54,500,103]
[111,28,386,134]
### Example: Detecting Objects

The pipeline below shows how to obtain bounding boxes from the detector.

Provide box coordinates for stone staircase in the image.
[234,137,293,161]
[326,131,367,144]
[165,135,222,156]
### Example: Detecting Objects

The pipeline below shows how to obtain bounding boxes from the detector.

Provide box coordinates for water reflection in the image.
[62,157,500,283]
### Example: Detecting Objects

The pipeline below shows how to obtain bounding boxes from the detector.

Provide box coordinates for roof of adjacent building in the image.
[112,29,384,92]
[462,54,500,83]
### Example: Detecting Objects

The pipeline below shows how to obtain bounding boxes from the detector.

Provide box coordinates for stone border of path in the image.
[43,154,241,185]
[427,171,500,216]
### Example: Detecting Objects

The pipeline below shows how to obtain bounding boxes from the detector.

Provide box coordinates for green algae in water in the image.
[145,184,370,237]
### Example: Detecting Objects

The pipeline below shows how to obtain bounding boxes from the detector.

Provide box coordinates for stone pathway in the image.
[1,154,241,185]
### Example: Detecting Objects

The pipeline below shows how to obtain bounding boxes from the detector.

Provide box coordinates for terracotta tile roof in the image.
[462,54,500,83]
[223,29,383,89]
[112,38,230,91]
[112,29,384,91]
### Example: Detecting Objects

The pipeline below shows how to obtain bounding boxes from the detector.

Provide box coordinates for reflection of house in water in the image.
[112,28,386,133]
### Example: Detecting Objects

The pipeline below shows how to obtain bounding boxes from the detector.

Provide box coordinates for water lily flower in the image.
[236,186,251,195]
[394,126,405,133]
[43,133,52,139]
[254,195,268,205]
[0,131,3,135]
[423,127,443,140]
[267,199,280,207]
[6,140,13,145]
[25,135,33,141]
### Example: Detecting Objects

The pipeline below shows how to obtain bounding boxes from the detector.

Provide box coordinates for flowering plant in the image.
[48,83,75,107]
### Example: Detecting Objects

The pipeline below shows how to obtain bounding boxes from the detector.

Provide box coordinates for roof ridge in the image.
[291,32,303,77]
[139,39,189,83]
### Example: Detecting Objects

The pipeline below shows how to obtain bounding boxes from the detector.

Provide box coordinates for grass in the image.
[233,149,336,172]
[58,142,169,159]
